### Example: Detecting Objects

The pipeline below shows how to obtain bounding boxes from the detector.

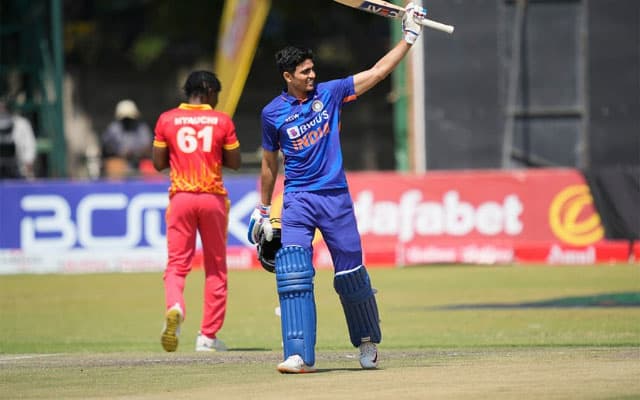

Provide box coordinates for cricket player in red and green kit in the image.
[248,3,426,373]
[153,71,241,353]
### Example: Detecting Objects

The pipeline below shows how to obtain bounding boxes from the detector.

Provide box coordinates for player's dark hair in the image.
[183,71,221,98]
[275,46,314,74]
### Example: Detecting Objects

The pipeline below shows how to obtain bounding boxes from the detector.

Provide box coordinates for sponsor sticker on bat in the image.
[360,1,401,18]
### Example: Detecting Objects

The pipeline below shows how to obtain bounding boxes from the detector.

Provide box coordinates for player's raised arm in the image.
[353,2,424,96]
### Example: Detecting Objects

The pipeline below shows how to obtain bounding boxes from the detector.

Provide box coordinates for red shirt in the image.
[154,103,239,196]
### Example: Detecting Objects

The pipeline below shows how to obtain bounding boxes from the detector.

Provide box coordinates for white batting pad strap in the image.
[335,264,364,276]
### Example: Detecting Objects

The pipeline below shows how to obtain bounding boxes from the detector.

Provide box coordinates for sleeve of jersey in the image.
[261,108,280,152]
[222,117,240,150]
[324,77,357,105]
[342,76,357,104]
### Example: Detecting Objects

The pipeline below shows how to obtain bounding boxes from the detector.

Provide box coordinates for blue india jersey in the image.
[261,77,357,192]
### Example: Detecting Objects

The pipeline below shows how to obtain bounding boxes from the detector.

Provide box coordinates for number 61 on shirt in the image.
[177,126,214,153]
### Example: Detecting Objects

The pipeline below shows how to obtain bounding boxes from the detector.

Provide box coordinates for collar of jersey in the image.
[281,89,317,105]
[178,103,213,110]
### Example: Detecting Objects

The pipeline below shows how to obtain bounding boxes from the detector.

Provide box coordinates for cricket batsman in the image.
[247,2,425,373]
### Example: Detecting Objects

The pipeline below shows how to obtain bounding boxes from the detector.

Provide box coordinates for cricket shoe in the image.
[195,332,228,352]
[276,355,317,374]
[160,305,183,352]
[359,341,378,369]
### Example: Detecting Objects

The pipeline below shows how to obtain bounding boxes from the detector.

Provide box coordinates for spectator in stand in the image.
[0,97,37,179]
[101,99,153,178]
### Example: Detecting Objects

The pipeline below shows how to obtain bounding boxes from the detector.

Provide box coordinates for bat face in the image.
[333,0,405,19]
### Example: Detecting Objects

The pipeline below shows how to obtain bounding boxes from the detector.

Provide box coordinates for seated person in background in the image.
[0,97,37,179]
[101,99,152,178]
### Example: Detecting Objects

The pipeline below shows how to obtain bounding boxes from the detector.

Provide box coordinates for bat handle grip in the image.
[417,17,455,34]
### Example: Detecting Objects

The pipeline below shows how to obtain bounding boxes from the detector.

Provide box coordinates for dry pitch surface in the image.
[2,347,639,399]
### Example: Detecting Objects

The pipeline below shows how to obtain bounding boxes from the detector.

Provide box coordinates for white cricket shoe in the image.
[359,341,378,369]
[161,305,183,352]
[277,355,317,374]
[195,332,228,352]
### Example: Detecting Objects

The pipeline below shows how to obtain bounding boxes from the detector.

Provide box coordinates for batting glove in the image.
[402,2,426,44]
[248,204,273,245]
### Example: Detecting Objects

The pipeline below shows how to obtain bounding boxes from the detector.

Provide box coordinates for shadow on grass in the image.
[432,292,640,310]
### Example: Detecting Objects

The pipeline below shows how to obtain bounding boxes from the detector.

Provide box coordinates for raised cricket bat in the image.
[333,0,454,34]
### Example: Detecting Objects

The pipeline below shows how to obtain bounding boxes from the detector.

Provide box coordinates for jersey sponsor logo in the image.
[286,126,301,139]
[297,110,330,135]
[285,113,299,123]
[292,122,330,151]
[286,109,331,144]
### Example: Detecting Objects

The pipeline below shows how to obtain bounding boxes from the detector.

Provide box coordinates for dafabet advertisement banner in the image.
[344,169,614,265]
[269,168,627,267]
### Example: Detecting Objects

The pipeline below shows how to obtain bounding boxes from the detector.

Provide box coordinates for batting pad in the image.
[333,265,382,347]
[275,246,317,366]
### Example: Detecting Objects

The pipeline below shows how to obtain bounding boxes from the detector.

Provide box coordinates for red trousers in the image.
[163,191,229,338]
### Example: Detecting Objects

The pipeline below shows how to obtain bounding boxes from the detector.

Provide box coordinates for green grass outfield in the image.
[1,264,639,399]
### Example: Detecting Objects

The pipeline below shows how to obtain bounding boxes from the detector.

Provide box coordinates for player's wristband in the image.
[258,204,271,218]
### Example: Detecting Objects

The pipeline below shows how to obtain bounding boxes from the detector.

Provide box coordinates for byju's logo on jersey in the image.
[286,125,301,139]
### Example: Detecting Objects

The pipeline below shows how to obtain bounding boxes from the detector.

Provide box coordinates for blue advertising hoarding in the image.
[0,177,259,274]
